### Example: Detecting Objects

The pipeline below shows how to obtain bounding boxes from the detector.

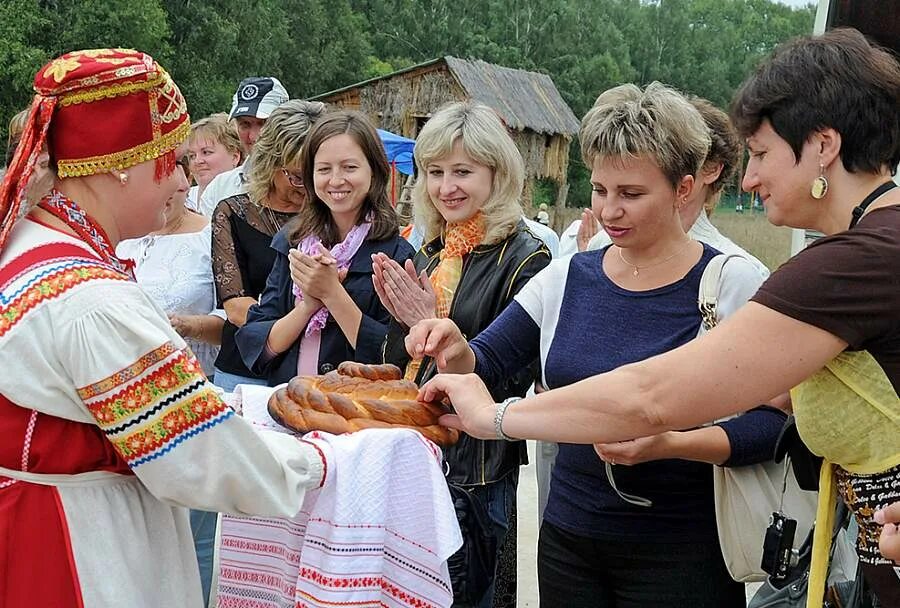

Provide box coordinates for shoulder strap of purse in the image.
[698,253,744,331]
[605,252,743,509]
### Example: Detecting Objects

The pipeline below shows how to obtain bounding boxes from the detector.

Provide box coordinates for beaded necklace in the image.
[38,190,134,277]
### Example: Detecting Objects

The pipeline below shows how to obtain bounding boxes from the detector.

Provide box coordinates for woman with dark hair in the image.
[425,28,900,606]
[210,99,325,391]
[236,110,413,385]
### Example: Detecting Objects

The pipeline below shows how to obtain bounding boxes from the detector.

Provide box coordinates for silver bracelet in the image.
[494,397,522,441]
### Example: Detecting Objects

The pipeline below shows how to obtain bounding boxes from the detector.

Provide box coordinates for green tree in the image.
[162,0,371,119]
[0,0,49,148]
[162,0,293,120]
[619,0,814,106]
[0,0,817,197]
[41,0,173,60]
[278,0,372,98]
[1,0,173,150]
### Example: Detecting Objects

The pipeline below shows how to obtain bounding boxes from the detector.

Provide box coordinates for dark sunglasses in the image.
[281,168,304,188]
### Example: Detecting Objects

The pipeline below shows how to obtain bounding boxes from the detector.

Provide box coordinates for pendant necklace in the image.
[157,209,187,236]
[617,240,693,277]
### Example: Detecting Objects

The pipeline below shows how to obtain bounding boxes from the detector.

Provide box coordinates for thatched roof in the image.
[312,56,580,136]
[443,57,579,136]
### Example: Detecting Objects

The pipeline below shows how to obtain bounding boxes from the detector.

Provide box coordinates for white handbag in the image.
[699,254,818,583]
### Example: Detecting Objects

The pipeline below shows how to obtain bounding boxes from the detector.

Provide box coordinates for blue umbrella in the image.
[377,129,415,175]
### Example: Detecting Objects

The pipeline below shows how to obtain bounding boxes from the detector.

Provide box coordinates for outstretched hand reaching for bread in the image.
[268,362,460,446]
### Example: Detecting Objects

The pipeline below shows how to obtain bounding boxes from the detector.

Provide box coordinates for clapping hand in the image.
[577,208,600,252]
[372,252,436,327]
[289,244,347,307]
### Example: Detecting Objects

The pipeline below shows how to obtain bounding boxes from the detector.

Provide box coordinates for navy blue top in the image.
[471,245,785,542]
[235,227,415,386]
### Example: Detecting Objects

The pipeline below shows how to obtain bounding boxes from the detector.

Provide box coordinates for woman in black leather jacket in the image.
[374,102,550,608]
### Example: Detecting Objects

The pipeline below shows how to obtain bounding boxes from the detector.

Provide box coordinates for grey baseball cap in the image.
[229,77,289,119]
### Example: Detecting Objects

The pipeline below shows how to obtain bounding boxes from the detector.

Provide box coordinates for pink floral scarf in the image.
[293,218,371,376]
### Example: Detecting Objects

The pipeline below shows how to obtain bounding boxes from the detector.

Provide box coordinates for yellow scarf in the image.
[404,213,485,381]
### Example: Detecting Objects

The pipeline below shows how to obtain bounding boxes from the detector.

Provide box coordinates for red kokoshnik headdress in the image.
[0,48,190,250]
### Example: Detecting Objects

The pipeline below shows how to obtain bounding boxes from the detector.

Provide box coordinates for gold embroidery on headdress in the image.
[58,74,165,107]
[43,56,83,84]
[158,77,187,123]
[56,121,190,177]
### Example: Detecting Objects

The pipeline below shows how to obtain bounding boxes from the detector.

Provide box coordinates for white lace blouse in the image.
[117,225,224,376]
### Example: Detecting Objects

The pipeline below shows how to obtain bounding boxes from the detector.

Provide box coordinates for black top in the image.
[385,221,551,485]
[211,194,295,377]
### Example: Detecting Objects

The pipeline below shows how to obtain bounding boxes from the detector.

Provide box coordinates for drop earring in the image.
[118,172,129,185]
[811,163,828,199]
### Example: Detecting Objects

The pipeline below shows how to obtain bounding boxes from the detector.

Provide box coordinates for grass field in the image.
[709,209,793,271]
[544,206,792,272]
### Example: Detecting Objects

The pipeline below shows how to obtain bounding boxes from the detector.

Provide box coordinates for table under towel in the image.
[215,385,462,608]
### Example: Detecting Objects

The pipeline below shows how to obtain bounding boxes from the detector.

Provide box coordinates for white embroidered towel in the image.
[217,424,462,608]
[294,429,462,608]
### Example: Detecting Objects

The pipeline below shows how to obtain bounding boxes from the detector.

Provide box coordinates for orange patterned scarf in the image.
[430,212,486,318]
[405,212,485,380]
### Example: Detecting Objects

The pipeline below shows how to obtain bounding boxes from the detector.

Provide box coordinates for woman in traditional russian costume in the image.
[0,49,329,608]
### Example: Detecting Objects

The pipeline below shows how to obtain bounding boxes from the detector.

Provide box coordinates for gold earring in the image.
[811,163,828,199]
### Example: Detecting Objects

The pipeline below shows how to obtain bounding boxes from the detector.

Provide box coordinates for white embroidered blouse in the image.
[117,225,224,376]
[0,219,325,607]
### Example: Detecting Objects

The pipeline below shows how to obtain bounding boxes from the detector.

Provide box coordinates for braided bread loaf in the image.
[268,362,459,446]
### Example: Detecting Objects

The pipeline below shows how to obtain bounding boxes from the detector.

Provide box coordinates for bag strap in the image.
[698,253,743,331]
[606,254,748,508]
[604,461,652,507]
[605,253,741,508]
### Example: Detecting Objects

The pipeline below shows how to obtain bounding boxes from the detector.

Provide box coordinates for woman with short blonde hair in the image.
[186,113,242,207]
[413,102,524,246]
[580,82,710,186]
[375,100,551,607]
[189,113,242,158]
